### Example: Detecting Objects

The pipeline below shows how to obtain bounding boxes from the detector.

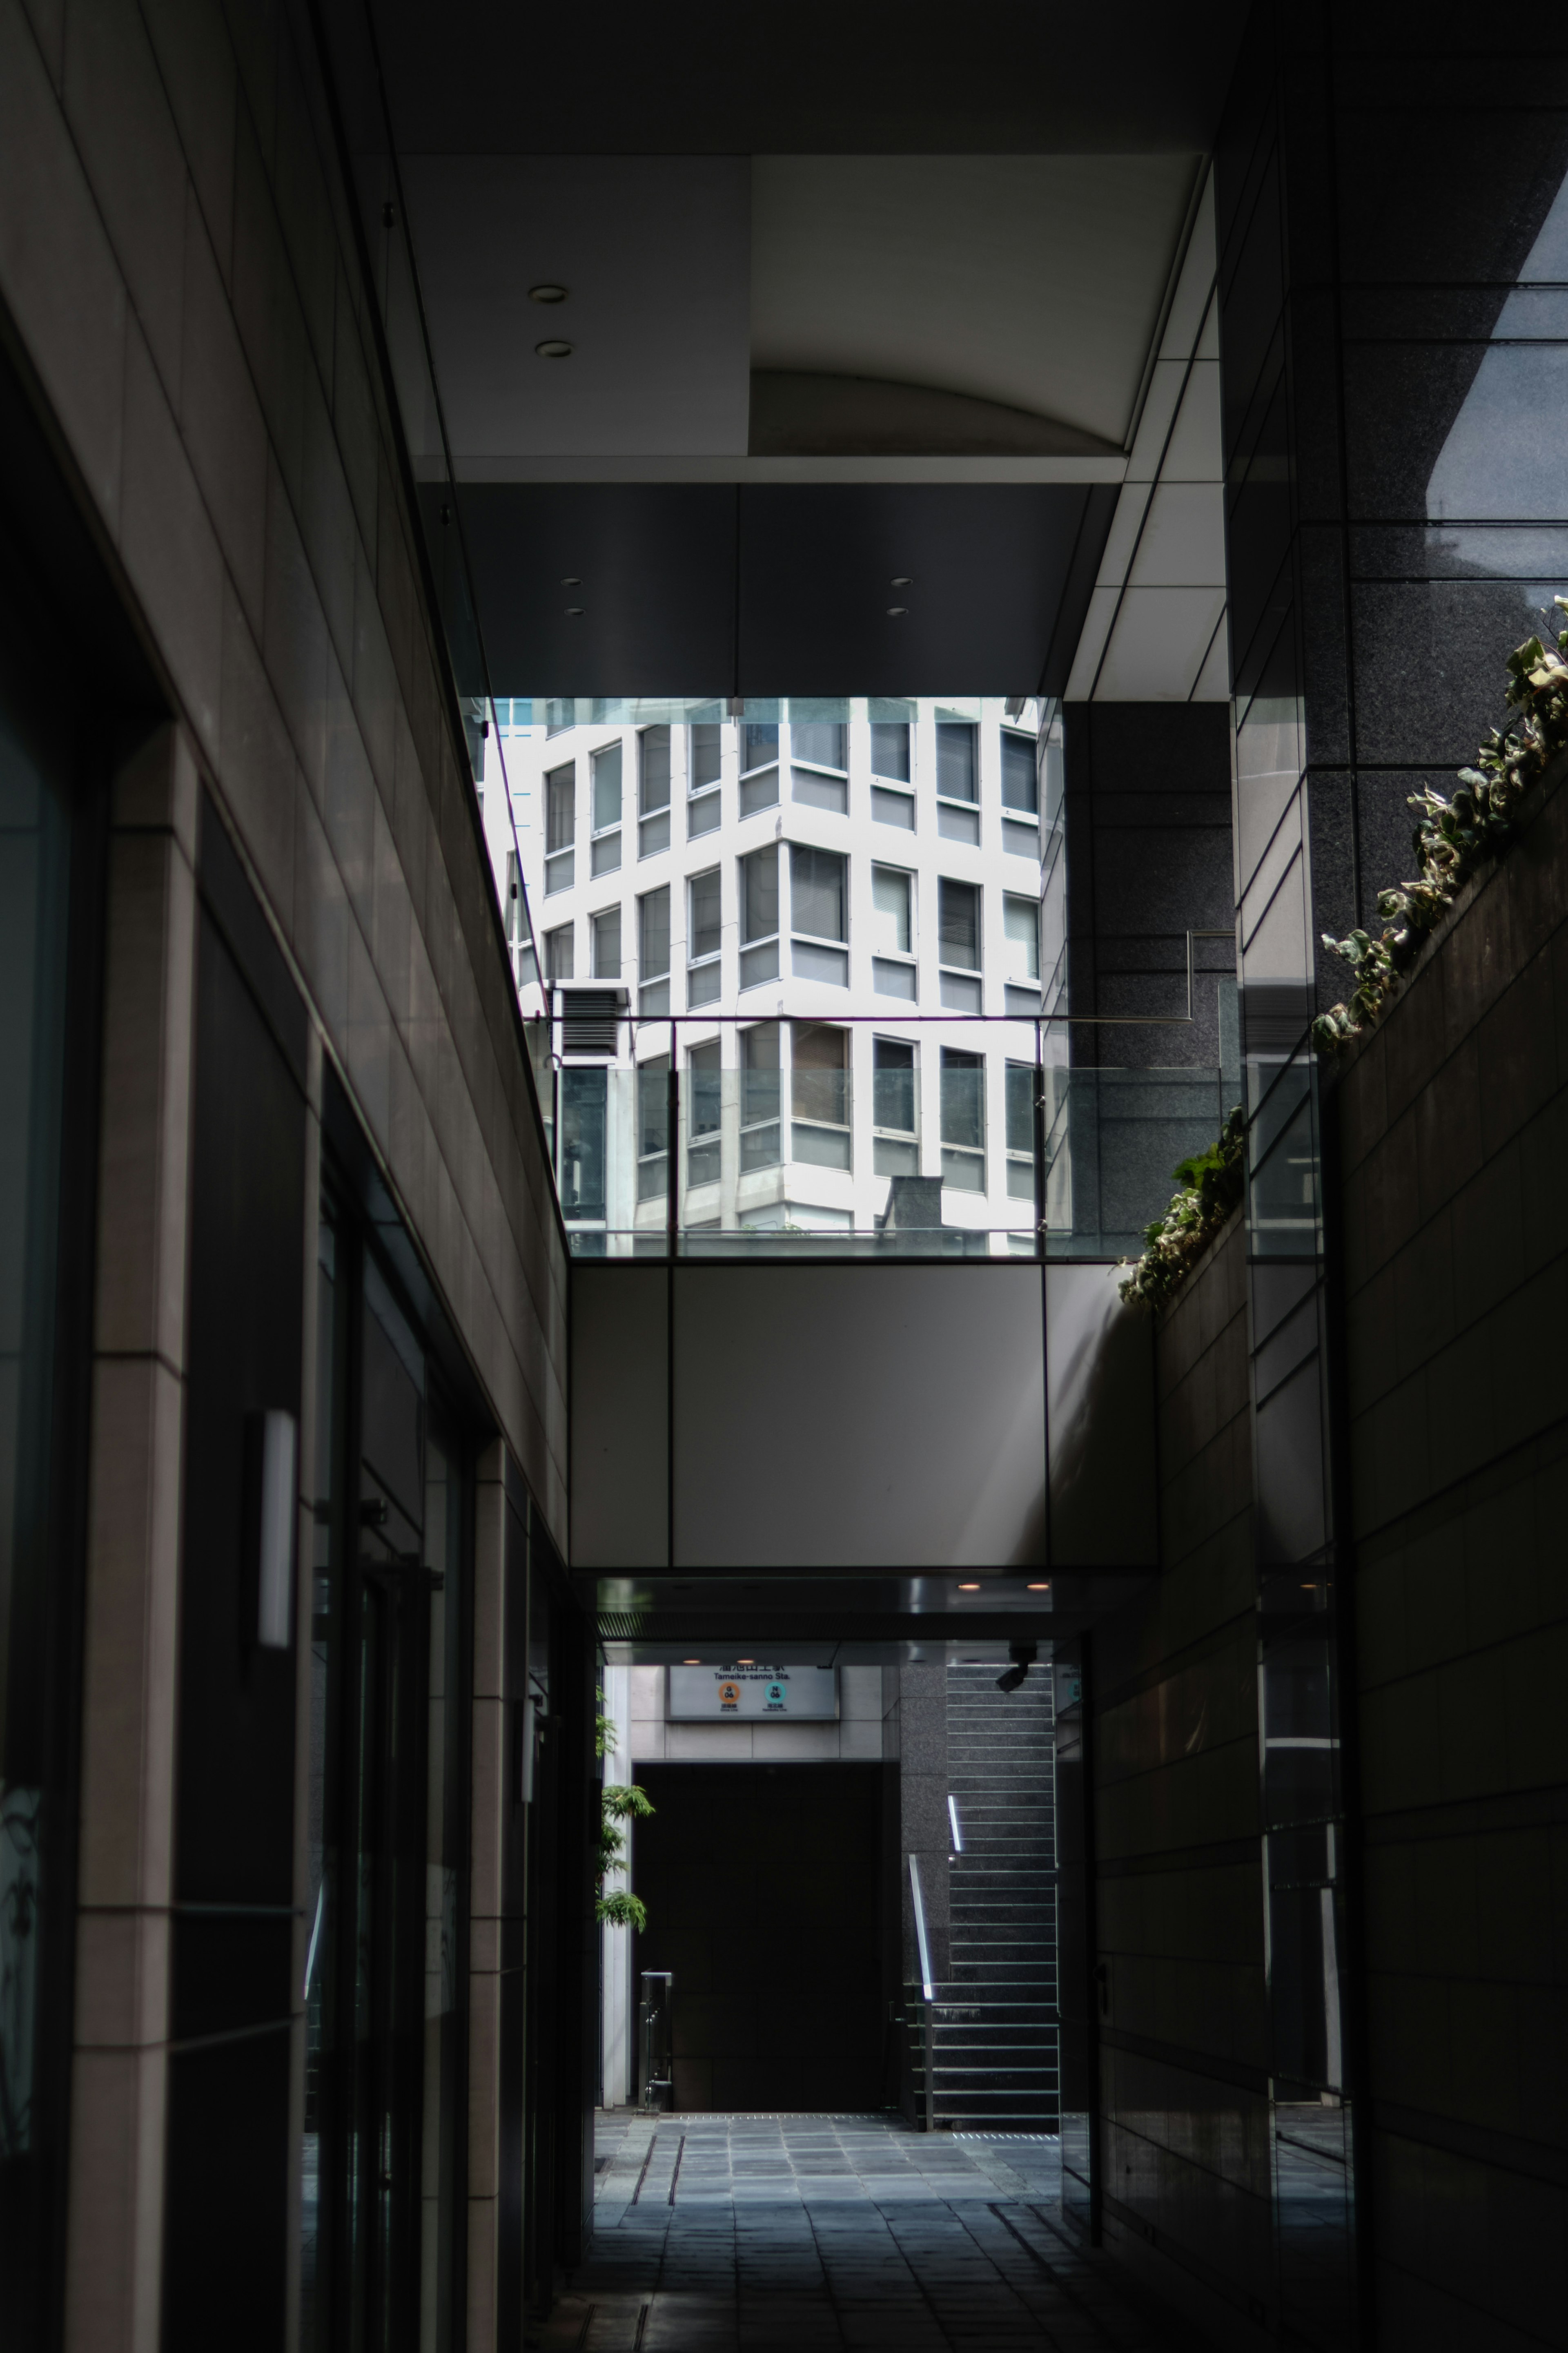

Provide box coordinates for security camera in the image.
[996,1639,1037,1693]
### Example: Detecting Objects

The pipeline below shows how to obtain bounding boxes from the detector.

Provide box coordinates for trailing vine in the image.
[1313,603,1568,1051]
[1118,1106,1246,1309]
[596,1687,653,1931]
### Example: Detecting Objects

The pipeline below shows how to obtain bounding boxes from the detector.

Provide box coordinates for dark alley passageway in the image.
[535,2114,1204,2352]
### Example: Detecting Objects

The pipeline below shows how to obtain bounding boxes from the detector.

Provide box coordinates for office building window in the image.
[688,866,722,1006]
[591,905,621,979]
[591,741,622,875]
[689,720,723,836]
[1005,1062,1038,1201]
[740,1021,781,1171]
[559,1067,606,1218]
[938,878,982,1013]
[872,1037,918,1176]
[871,710,915,829]
[791,1022,851,1170]
[545,698,575,735]
[687,1039,722,1187]
[1001,732,1037,813]
[940,1048,985,1191]
[789,843,848,986]
[639,887,670,1017]
[739,845,779,989]
[639,726,671,857]
[545,762,575,892]
[1004,892,1041,1014]
[870,865,916,1000]
[740,720,780,816]
[637,1055,668,1202]
[871,720,911,781]
[790,714,848,814]
[544,923,574,983]
[936,714,979,844]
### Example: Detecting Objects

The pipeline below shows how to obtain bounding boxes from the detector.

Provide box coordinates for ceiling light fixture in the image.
[683,1657,701,1666]
[958,1583,980,1592]
[736,1657,755,1665]
[886,606,907,617]
[891,575,914,587]
[530,284,568,303]
[1027,1582,1050,1591]
[535,339,573,359]
[565,606,585,617]
[561,575,582,586]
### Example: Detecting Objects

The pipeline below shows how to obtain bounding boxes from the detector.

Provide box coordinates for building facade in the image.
[481,699,1062,1250]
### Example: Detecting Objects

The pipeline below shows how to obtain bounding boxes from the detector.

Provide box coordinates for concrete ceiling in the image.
[751,156,1199,450]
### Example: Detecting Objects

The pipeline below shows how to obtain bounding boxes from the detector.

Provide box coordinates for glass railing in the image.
[550,1051,1238,1262]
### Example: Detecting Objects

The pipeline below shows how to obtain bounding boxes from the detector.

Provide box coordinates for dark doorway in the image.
[633,1764,887,2113]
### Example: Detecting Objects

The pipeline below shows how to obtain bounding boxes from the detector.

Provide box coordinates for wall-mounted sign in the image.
[667,1665,839,1720]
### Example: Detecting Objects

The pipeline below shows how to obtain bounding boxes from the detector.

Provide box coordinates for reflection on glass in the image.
[0,704,70,2335]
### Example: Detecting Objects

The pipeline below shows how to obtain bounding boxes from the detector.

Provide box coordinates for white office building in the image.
[480,697,1063,1252]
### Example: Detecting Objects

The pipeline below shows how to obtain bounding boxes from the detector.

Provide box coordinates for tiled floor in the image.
[530,2113,1205,2351]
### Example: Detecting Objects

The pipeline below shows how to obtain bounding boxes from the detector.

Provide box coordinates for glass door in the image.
[303,1206,469,2353]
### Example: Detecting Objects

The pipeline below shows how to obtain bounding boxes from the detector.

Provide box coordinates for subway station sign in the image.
[666,1664,839,1720]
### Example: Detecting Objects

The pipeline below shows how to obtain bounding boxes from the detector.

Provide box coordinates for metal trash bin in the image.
[638,1970,674,2112]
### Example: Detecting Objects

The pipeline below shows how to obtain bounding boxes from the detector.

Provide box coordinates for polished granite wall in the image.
[0,0,567,1527]
[1061,702,1236,1071]
[1333,761,1568,2351]
[1086,1216,1270,2347]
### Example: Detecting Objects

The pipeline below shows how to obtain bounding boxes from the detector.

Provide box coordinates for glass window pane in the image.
[690,722,722,790]
[689,1039,721,1138]
[871,721,911,782]
[638,1055,669,1159]
[545,923,574,982]
[1005,1062,1036,1156]
[546,763,575,852]
[639,887,670,980]
[791,1022,848,1125]
[592,741,622,832]
[742,846,778,943]
[940,1047,984,1149]
[790,720,845,770]
[639,726,670,814]
[1001,731,1038,813]
[741,1021,780,1127]
[938,878,980,970]
[790,844,846,943]
[936,720,977,802]
[689,868,722,961]
[743,723,778,773]
[871,866,911,957]
[560,1068,607,1217]
[873,1037,916,1135]
[591,906,621,978]
[1004,894,1040,979]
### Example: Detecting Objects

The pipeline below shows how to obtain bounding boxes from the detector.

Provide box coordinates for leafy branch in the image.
[1314,603,1568,1051]
[1118,1106,1246,1309]
[595,1688,653,1932]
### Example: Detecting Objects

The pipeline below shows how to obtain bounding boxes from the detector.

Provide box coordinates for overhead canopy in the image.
[366,0,1246,692]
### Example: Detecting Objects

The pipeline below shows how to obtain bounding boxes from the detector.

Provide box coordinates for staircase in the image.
[922,1659,1059,2130]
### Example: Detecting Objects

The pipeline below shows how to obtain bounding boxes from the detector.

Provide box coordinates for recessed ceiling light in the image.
[565,606,586,616]
[683,1657,701,1665]
[958,1583,980,1592]
[535,339,573,359]
[886,605,907,617]
[736,1657,755,1665]
[891,575,914,587]
[1027,1582,1050,1590]
[530,284,569,303]
[561,575,582,586]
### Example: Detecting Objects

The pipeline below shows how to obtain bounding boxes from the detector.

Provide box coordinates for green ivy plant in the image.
[1118,1106,1247,1308]
[1314,603,1568,1051]
[595,1687,653,1932]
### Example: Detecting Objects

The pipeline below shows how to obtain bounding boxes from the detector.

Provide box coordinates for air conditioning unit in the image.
[553,981,628,1062]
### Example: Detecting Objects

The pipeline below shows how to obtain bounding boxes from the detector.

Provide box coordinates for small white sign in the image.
[667,1665,839,1720]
